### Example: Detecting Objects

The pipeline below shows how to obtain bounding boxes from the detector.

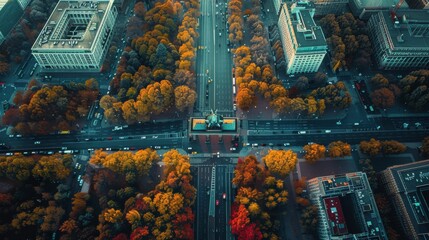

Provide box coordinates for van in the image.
[325,130,331,133]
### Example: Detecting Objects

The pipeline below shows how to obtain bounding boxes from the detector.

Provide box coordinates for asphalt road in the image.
[194,159,234,240]
[247,129,429,146]
[195,0,233,116]
[1,120,186,152]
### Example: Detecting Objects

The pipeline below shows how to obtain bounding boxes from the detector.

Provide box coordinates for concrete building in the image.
[310,0,350,16]
[380,159,429,240]
[367,9,429,70]
[349,0,409,19]
[277,2,327,75]
[308,172,387,239]
[0,0,24,45]
[31,0,118,72]
[273,0,283,15]
[406,0,429,9]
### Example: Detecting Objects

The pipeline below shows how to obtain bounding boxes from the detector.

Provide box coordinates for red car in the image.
[216,200,219,206]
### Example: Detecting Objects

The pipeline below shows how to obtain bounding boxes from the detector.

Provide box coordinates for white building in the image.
[278,2,327,74]
[368,10,429,70]
[31,0,117,72]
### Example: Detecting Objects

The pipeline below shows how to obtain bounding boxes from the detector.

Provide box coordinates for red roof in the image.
[323,196,348,236]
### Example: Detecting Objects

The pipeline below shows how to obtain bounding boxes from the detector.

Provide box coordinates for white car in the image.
[34,141,41,144]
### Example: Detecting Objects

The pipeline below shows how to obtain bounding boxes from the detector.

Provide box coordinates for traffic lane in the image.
[215,165,227,240]
[4,136,182,152]
[247,129,429,146]
[247,119,374,131]
[197,166,212,240]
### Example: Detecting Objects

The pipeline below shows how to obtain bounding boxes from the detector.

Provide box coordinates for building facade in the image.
[367,10,429,70]
[273,0,282,15]
[310,0,349,16]
[380,159,429,240]
[278,2,327,75]
[349,0,409,19]
[406,0,429,9]
[31,0,117,72]
[307,172,387,239]
[0,0,24,45]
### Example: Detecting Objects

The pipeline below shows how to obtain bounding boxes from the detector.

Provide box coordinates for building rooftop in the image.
[324,196,348,236]
[289,2,327,50]
[32,0,112,51]
[379,9,429,50]
[310,172,387,239]
[353,0,409,9]
[0,0,23,37]
[386,160,429,234]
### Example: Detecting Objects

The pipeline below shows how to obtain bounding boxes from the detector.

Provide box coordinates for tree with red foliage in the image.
[2,108,22,126]
[230,204,250,235]
[232,156,266,188]
[112,233,128,240]
[239,223,263,240]
[130,226,149,240]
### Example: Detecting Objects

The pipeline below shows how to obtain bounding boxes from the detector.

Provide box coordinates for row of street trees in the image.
[103,0,199,124]
[2,79,99,135]
[58,148,196,239]
[319,13,372,71]
[230,151,297,239]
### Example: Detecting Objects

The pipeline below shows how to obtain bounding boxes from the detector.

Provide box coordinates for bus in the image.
[232,77,236,86]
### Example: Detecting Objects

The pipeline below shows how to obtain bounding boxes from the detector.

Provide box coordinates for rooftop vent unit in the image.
[397,34,404,42]
[89,22,97,31]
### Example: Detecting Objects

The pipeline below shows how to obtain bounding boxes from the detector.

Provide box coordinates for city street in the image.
[195,0,233,116]
[194,159,234,240]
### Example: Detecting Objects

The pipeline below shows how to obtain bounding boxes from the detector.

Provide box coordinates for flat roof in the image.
[324,196,348,236]
[311,172,387,239]
[0,0,23,35]
[379,10,429,50]
[353,0,409,8]
[32,0,112,51]
[292,9,326,49]
[386,160,429,236]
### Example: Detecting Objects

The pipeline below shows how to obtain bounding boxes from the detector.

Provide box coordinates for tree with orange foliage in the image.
[360,138,382,156]
[233,156,266,188]
[59,219,77,234]
[174,85,196,112]
[294,177,307,195]
[236,87,256,111]
[263,176,288,209]
[328,141,351,158]
[103,208,123,223]
[303,143,326,163]
[371,87,395,109]
[263,149,297,177]
[381,140,407,154]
